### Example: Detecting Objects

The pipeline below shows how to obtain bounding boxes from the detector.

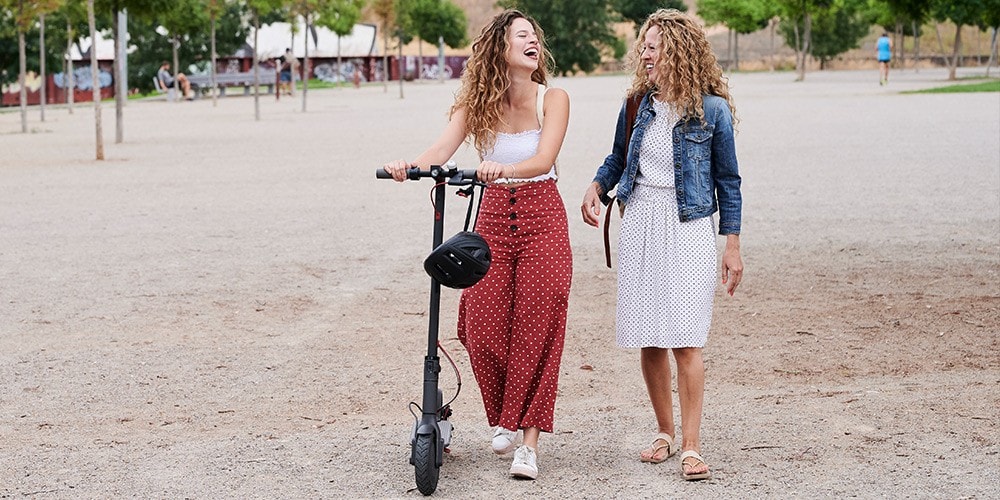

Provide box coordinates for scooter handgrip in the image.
[375,168,392,179]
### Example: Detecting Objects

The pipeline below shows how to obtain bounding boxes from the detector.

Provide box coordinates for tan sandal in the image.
[639,432,677,464]
[679,450,712,480]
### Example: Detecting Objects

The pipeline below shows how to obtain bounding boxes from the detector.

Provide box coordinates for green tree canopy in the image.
[125,0,249,92]
[980,0,1000,29]
[930,0,996,79]
[699,0,774,34]
[808,0,872,67]
[315,0,367,37]
[613,0,686,31]
[882,0,931,28]
[777,0,836,80]
[0,0,85,86]
[404,0,467,48]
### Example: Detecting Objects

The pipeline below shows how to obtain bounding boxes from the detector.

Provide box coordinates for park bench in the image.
[187,71,277,96]
[152,76,178,101]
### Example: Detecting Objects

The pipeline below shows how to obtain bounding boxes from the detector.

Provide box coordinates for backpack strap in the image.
[604,92,644,268]
[624,92,642,147]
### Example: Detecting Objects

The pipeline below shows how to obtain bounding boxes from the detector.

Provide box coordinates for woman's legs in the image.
[522,427,539,449]
[673,347,709,475]
[879,61,890,84]
[640,347,676,461]
[639,346,709,474]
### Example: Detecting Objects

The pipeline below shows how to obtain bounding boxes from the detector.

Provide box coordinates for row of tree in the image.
[0,0,473,158]
[3,0,998,157]
[498,0,998,81]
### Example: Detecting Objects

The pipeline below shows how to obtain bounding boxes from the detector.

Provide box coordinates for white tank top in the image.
[485,84,558,183]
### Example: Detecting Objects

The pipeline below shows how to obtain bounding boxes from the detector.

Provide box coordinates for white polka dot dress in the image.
[616,99,717,349]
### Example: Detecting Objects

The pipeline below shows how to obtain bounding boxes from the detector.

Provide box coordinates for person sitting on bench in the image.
[157,61,193,100]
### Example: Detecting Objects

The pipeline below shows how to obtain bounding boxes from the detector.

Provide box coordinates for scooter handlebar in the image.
[375,165,479,183]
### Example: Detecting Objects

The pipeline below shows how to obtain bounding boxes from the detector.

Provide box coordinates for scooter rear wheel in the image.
[413,433,439,495]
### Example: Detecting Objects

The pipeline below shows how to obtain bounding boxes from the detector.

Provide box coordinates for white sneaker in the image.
[492,427,518,455]
[509,445,538,479]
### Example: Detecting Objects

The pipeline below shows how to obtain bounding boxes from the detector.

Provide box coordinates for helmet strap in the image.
[462,184,485,232]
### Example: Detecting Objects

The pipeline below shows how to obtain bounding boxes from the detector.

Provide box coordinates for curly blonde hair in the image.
[627,9,736,125]
[451,9,552,154]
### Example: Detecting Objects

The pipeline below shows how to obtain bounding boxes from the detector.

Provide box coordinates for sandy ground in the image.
[1,68,998,498]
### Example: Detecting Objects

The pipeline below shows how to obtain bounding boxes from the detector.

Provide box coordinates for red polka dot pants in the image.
[457,180,573,434]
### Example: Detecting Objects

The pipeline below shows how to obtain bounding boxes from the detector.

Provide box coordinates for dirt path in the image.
[1,68,998,498]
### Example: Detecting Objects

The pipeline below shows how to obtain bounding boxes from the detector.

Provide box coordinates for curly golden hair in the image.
[627,9,736,125]
[451,9,552,155]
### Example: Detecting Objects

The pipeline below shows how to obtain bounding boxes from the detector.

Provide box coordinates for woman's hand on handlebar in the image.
[477,160,508,184]
[382,159,411,182]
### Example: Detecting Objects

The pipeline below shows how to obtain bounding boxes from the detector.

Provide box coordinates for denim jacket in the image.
[593,92,742,235]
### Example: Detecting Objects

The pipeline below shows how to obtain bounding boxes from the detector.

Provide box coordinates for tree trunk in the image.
[88,0,104,160]
[113,8,123,144]
[172,37,180,98]
[417,37,423,79]
[792,21,801,69]
[797,12,812,81]
[302,17,310,112]
[726,28,733,71]
[769,18,775,72]
[211,12,218,106]
[39,15,46,122]
[288,28,295,98]
[66,18,75,113]
[18,30,27,133]
[976,27,982,65]
[913,21,921,73]
[253,13,260,121]
[382,31,389,92]
[734,31,740,71]
[438,36,445,83]
[986,27,997,77]
[949,24,962,80]
[894,21,906,68]
[337,35,342,88]
[935,24,946,64]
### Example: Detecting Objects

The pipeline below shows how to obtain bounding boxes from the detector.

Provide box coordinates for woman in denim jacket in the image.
[581,9,743,481]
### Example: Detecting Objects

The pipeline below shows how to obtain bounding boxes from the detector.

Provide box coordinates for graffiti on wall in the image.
[1,68,113,94]
[1,66,115,106]
[313,59,375,83]
[0,71,44,94]
[400,56,466,81]
[53,68,114,90]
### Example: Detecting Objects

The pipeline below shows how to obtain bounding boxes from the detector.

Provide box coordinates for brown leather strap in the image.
[604,195,616,268]
[603,93,643,269]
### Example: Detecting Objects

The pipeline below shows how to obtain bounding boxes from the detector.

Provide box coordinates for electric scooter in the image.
[376,162,480,495]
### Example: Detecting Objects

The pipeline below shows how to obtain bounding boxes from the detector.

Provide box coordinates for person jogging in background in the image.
[877,32,892,85]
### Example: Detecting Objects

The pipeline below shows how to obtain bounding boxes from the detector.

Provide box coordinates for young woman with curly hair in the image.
[382,9,571,480]
[581,8,744,481]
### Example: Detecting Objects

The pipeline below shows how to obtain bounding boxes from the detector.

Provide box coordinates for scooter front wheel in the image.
[413,433,439,495]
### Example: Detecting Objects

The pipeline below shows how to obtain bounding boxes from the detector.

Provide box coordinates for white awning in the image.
[70,21,378,61]
[70,32,122,61]
[243,21,378,59]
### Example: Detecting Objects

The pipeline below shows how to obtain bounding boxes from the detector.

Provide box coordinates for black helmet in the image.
[424,231,492,289]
